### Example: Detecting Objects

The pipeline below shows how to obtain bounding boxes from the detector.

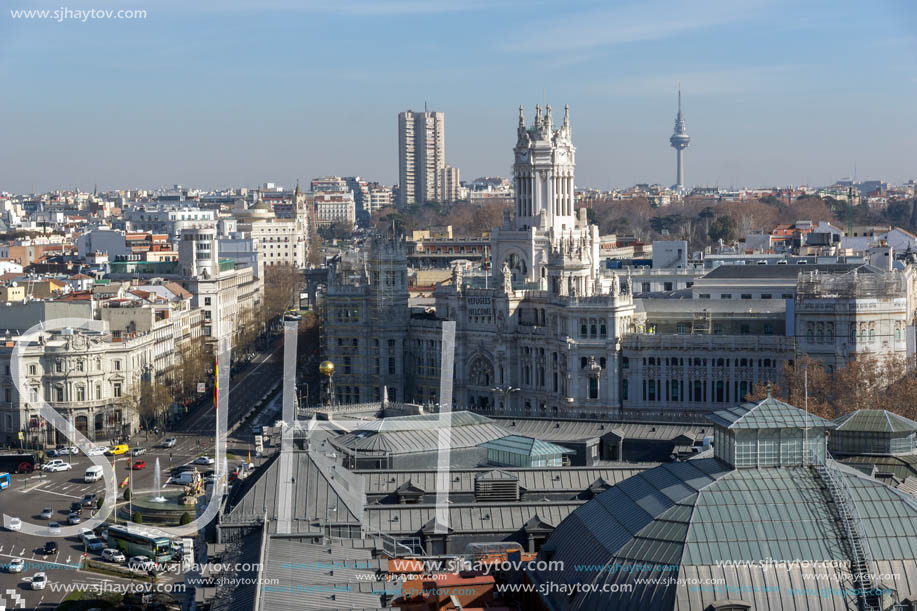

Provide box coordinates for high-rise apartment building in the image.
[440,164,461,203]
[398,110,445,206]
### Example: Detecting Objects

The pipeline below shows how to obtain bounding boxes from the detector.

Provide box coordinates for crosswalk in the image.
[0,588,26,609]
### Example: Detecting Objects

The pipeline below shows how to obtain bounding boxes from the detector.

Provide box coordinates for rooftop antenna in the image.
[424,101,428,113]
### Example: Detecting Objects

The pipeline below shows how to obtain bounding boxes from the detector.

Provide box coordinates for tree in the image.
[129,381,173,433]
[708,215,737,243]
[307,221,324,267]
[261,264,302,329]
[235,306,260,354]
[175,335,212,405]
[132,512,142,524]
[180,512,192,525]
[123,487,131,501]
[748,354,917,421]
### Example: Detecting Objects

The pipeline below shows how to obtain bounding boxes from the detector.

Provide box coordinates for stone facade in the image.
[323,106,917,417]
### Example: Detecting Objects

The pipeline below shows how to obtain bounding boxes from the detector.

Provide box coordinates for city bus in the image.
[0,472,9,490]
[106,525,173,563]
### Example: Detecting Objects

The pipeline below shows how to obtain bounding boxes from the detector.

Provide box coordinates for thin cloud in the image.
[505,0,774,53]
[587,65,803,98]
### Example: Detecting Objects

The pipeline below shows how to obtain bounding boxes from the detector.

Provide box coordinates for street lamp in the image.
[490,386,520,412]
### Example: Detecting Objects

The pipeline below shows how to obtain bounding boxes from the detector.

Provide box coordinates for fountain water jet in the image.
[151,457,167,502]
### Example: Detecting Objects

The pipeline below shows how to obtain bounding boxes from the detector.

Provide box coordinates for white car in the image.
[7,558,24,573]
[7,517,21,531]
[31,572,47,590]
[102,548,125,563]
[39,507,54,520]
[49,463,73,472]
[127,556,156,572]
[87,446,107,456]
[48,522,61,535]
[194,456,214,466]
[42,459,65,471]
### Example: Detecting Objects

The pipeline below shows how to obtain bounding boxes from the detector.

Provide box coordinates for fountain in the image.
[151,458,167,503]
[126,456,197,524]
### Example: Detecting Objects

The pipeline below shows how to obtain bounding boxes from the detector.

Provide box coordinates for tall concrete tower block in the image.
[669,89,691,191]
[398,110,445,206]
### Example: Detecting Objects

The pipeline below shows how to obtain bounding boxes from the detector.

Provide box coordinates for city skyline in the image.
[2,0,916,192]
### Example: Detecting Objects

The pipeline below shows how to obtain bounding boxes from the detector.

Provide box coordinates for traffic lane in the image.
[178,342,284,433]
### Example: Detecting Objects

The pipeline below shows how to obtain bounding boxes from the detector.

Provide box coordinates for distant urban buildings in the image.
[398,109,460,205]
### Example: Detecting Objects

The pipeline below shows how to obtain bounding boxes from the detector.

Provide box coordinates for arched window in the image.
[600,323,607,337]
[826,326,834,342]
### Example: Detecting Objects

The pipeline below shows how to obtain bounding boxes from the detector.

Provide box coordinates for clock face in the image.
[558,149,567,160]
[518,150,529,161]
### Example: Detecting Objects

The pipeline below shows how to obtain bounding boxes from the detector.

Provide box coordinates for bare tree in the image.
[261,264,302,330]
[119,380,172,435]
[748,353,917,421]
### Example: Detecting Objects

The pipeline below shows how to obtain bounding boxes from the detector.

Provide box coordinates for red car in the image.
[132,460,146,470]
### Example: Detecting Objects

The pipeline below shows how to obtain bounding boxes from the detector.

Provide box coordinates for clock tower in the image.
[512,103,575,232]
[492,103,596,289]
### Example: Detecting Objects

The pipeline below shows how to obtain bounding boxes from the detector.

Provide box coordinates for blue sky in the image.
[1,0,916,193]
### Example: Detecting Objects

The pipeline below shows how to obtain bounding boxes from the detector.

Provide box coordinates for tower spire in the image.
[519,104,525,128]
[669,86,690,192]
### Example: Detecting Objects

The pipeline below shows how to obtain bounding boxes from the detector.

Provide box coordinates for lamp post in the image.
[490,386,520,413]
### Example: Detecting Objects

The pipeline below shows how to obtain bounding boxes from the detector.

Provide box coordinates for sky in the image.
[1,0,916,193]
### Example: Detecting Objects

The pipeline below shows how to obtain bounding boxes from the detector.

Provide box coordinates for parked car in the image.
[171,465,194,476]
[7,558,24,573]
[48,522,61,535]
[81,493,97,507]
[43,541,57,555]
[31,572,47,590]
[47,449,62,457]
[70,501,83,514]
[102,548,125,563]
[194,456,214,466]
[162,437,177,448]
[132,460,146,470]
[7,517,21,531]
[127,556,155,572]
[131,447,146,456]
[67,512,81,525]
[39,507,53,520]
